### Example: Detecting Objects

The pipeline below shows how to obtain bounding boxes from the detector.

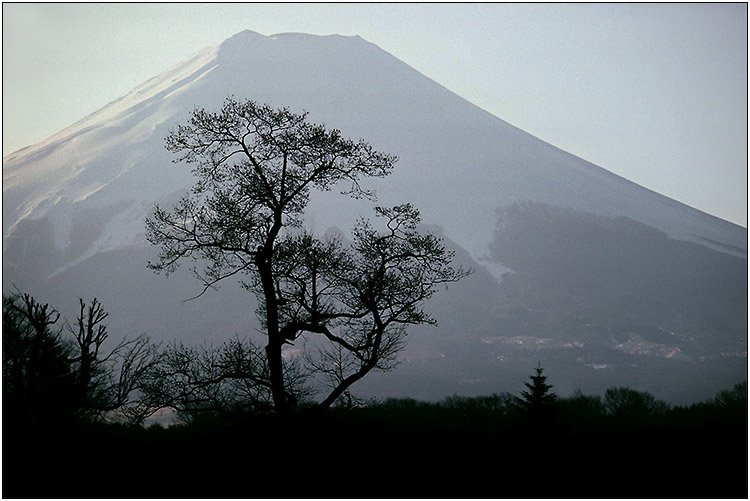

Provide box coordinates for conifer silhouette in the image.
[517,361,557,425]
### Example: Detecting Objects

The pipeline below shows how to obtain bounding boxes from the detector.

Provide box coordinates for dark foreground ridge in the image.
[4,390,747,499]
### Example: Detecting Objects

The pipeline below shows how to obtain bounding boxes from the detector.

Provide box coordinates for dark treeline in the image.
[2,291,747,498]
[3,386,747,498]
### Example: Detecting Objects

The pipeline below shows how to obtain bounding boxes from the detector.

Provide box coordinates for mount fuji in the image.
[3,30,746,403]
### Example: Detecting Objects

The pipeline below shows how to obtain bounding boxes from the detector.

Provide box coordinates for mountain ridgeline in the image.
[2,30,746,404]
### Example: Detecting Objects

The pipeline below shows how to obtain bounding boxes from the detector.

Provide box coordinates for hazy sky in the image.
[2,3,747,226]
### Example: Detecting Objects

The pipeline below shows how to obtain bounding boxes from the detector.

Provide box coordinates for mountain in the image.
[3,30,746,404]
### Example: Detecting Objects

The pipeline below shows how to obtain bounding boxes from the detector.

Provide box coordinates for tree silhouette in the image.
[146,97,466,412]
[139,336,312,419]
[603,387,669,420]
[275,204,468,409]
[516,362,557,425]
[3,292,76,425]
[67,298,161,422]
[2,291,160,424]
[713,381,747,413]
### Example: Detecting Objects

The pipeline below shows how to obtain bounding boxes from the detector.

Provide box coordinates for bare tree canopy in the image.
[274,204,469,408]
[146,97,466,412]
[146,98,395,287]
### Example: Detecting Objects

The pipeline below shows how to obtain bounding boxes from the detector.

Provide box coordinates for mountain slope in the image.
[3,30,746,403]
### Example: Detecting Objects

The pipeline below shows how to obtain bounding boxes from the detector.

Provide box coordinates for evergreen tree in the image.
[517,361,557,426]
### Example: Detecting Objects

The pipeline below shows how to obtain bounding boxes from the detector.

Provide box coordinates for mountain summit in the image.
[3,31,746,403]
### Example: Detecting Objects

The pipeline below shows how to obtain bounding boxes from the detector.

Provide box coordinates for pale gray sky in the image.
[2,2,747,226]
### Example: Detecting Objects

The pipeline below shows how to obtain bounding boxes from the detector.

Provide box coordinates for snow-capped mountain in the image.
[3,30,746,403]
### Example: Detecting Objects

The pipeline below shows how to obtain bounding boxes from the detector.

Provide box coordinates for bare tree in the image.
[69,298,109,411]
[603,387,670,419]
[67,298,161,422]
[146,98,466,412]
[146,98,395,412]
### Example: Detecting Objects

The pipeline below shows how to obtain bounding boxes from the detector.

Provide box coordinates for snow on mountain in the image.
[3,30,746,403]
[4,30,744,269]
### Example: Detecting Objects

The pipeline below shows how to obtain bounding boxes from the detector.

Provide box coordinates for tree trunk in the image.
[265,339,288,412]
[257,259,288,413]
[258,212,290,413]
